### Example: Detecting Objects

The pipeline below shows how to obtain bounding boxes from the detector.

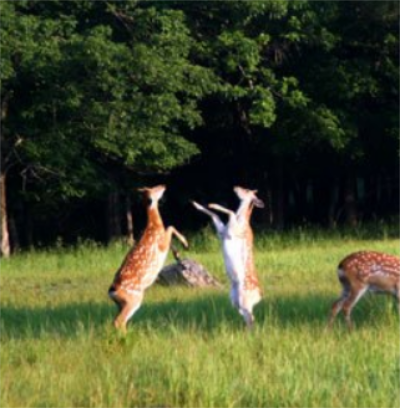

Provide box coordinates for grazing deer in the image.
[108,185,188,333]
[328,251,400,330]
[192,186,264,328]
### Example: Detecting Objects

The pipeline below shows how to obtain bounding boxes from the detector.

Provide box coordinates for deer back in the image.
[339,251,400,291]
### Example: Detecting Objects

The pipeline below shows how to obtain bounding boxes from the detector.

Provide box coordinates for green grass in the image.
[1,230,399,407]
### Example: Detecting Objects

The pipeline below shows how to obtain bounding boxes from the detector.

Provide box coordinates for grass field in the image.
[1,229,399,407]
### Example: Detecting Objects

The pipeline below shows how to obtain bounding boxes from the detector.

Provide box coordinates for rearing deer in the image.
[108,185,188,333]
[192,186,264,328]
[328,250,400,330]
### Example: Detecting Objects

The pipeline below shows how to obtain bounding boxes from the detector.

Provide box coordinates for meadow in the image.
[1,227,399,408]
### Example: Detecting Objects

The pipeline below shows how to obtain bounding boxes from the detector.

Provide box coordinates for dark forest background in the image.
[1,1,399,255]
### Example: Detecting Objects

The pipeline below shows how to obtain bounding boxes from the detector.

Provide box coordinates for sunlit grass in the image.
[1,230,399,407]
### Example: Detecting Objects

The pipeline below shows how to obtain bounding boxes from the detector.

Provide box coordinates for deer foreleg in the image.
[208,203,239,238]
[192,201,225,235]
[208,203,235,217]
[167,226,189,248]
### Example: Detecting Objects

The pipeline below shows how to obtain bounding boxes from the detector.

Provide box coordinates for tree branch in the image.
[106,2,137,34]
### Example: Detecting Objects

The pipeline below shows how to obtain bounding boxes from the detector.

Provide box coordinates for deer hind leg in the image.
[230,283,240,309]
[237,288,256,330]
[394,285,400,314]
[243,310,255,330]
[341,285,368,331]
[113,290,144,334]
[239,308,255,330]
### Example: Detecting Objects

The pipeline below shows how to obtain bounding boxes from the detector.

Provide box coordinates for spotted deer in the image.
[108,185,188,333]
[328,250,400,330]
[192,186,264,328]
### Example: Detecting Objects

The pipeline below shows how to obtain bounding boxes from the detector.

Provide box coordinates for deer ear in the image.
[234,186,246,199]
[137,187,149,192]
[253,198,264,208]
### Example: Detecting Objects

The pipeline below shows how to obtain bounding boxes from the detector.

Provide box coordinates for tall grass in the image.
[1,229,399,407]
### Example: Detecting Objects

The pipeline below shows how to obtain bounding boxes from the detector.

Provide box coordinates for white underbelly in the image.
[368,285,396,295]
[222,238,245,283]
[141,248,169,290]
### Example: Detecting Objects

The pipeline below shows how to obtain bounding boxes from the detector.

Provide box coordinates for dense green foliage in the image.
[1,1,398,249]
[1,234,399,407]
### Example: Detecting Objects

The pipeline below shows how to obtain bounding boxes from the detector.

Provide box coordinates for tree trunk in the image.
[24,204,34,248]
[107,191,122,242]
[125,195,134,246]
[328,179,339,228]
[343,172,358,227]
[292,177,309,224]
[273,159,285,230]
[9,214,20,252]
[364,175,374,219]
[0,92,12,258]
[0,172,10,257]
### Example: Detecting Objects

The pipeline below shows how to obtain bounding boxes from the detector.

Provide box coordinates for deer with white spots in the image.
[192,187,264,329]
[328,250,400,330]
[108,185,188,333]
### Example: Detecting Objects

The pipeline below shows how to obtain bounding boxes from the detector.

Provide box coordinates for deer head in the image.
[234,186,264,208]
[138,185,166,208]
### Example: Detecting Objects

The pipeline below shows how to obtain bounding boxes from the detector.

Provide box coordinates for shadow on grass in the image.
[1,292,237,339]
[1,300,114,339]
[1,291,396,339]
[258,290,398,330]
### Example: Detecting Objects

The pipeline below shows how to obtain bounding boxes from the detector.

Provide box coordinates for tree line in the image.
[1,1,399,255]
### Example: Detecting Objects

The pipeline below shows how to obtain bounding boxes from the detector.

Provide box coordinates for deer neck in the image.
[146,203,164,229]
[236,200,254,224]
